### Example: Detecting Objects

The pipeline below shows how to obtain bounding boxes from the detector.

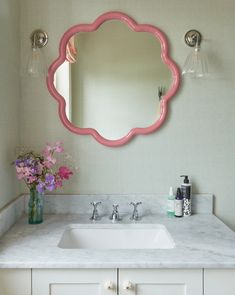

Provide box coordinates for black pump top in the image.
[180,175,189,183]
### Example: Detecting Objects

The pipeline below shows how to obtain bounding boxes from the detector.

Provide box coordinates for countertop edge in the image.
[1,263,235,269]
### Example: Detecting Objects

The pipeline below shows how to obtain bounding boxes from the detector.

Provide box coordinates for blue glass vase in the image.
[28,188,43,224]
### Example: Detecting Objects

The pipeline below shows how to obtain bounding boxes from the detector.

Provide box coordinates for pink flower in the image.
[27,176,37,183]
[43,142,64,157]
[16,166,23,174]
[23,167,31,177]
[55,179,63,189]
[16,166,31,179]
[37,163,44,175]
[58,166,73,180]
[43,146,52,157]
[43,155,56,168]
[16,172,24,180]
[54,141,64,153]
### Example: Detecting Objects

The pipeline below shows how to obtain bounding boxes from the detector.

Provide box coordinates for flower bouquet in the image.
[14,142,74,224]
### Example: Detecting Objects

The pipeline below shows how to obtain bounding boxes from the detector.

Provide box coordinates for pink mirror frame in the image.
[47,11,180,147]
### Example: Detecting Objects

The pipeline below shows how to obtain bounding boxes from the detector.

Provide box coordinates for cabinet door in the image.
[32,269,117,295]
[119,269,203,295]
[0,269,31,295]
[204,269,235,295]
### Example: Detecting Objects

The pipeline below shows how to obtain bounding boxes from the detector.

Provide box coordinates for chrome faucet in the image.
[130,202,142,221]
[109,204,121,222]
[90,201,102,221]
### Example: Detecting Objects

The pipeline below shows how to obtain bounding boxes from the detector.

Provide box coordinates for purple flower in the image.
[36,182,45,194]
[45,174,55,183]
[31,167,37,174]
[45,174,55,192]
[15,159,21,166]
[24,159,31,166]
[46,183,55,191]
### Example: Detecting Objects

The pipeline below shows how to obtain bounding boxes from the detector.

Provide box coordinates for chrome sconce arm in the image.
[30,29,48,49]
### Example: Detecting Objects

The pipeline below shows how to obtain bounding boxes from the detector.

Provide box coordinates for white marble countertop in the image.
[0,213,235,268]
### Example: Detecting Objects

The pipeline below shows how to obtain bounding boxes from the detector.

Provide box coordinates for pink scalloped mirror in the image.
[47,12,180,147]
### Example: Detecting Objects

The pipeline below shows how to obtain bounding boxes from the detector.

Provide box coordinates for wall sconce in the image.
[182,30,209,78]
[27,29,48,78]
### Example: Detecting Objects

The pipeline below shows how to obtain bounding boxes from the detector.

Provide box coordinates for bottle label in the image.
[181,185,191,199]
[175,200,183,216]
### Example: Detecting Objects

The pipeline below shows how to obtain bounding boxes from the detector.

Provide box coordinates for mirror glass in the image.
[54,20,172,140]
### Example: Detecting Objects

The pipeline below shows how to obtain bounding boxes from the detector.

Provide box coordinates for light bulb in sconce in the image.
[27,29,48,78]
[182,30,209,78]
[27,47,47,78]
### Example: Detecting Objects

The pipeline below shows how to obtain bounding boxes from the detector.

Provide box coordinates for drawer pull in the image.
[104,281,114,290]
[123,280,133,290]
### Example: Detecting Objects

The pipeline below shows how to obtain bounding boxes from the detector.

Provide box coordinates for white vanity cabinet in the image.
[32,269,202,295]
[32,269,117,295]
[1,268,235,295]
[119,269,203,295]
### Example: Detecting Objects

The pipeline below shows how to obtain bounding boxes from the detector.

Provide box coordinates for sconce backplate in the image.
[184,30,202,47]
[30,29,48,48]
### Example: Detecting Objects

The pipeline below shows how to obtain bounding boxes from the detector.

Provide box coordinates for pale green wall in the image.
[20,0,235,230]
[0,0,20,209]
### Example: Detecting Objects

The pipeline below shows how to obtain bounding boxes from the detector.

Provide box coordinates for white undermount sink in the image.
[58,224,175,249]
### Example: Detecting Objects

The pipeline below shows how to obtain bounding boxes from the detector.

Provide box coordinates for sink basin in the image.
[58,224,175,249]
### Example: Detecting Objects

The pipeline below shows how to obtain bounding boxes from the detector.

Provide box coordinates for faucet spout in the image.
[109,204,121,222]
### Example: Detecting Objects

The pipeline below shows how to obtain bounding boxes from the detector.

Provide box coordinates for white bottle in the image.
[167,187,175,217]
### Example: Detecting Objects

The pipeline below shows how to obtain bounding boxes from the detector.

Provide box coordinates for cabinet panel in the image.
[204,269,235,295]
[32,269,117,295]
[119,269,203,295]
[0,269,31,295]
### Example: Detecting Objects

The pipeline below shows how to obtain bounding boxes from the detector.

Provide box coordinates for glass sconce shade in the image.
[27,47,47,78]
[27,29,48,78]
[182,45,209,78]
[182,30,209,78]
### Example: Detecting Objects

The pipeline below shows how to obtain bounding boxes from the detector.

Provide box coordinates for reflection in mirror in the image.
[54,20,171,140]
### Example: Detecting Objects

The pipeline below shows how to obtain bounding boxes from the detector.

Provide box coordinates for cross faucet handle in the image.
[90,201,102,208]
[129,202,142,221]
[90,201,102,221]
[130,201,142,208]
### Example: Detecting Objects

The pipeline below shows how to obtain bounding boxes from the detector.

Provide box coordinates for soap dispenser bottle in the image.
[180,175,192,216]
[167,187,175,217]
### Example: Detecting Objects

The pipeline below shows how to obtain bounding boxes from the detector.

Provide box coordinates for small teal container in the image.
[167,187,175,217]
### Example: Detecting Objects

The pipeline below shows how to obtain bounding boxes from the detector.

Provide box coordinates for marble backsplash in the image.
[0,196,25,238]
[32,193,213,215]
[0,194,213,239]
